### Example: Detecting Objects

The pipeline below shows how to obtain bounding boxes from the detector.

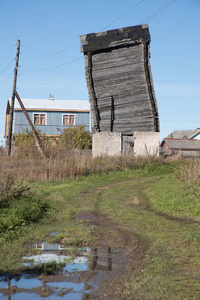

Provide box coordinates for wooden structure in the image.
[80,24,159,136]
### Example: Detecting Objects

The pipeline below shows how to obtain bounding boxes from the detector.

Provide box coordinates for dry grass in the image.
[176,158,200,185]
[0,144,167,182]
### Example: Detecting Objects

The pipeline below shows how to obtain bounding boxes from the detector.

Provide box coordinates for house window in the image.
[63,114,75,126]
[34,113,46,125]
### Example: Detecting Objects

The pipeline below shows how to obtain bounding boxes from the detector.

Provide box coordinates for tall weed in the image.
[0,148,174,182]
[0,171,29,207]
[175,159,200,185]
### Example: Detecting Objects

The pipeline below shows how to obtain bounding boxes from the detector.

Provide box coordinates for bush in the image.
[0,194,50,236]
[0,170,50,237]
[0,172,29,207]
[59,125,92,149]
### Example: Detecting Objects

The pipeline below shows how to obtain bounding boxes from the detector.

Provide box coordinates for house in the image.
[4,95,90,140]
[167,129,200,140]
[80,24,159,157]
[161,138,200,157]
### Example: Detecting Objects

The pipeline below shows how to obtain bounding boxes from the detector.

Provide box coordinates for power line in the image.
[37,56,82,70]
[0,73,13,88]
[0,59,14,76]
[22,57,82,72]
[21,1,145,62]
[154,6,200,39]
[0,45,15,66]
[16,1,198,75]
[20,1,179,69]
[101,0,145,30]
[139,0,178,24]
[23,43,80,61]
[153,44,200,57]
[21,1,181,71]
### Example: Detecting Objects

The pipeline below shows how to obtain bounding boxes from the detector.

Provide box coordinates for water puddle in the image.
[0,241,129,299]
[0,276,43,290]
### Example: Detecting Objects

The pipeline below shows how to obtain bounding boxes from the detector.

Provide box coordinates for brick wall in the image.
[92,131,159,157]
[92,132,122,157]
[133,132,159,156]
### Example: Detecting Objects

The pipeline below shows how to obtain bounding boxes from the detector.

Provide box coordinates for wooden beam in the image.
[15,90,43,155]
[87,52,100,131]
[110,96,114,132]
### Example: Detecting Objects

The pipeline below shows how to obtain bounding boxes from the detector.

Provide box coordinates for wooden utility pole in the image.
[7,40,20,155]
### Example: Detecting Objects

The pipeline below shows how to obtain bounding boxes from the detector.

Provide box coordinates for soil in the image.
[0,211,148,299]
[73,211,148,299]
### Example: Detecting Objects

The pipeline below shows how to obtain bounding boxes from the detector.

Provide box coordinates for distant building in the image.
[161,138,200,157]
[167,129,200,140]
[4,95,90,140]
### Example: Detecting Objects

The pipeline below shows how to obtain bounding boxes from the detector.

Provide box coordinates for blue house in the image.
[5,95,90,138]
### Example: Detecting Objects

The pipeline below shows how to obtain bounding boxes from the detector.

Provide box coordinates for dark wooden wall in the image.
[81,25,159,134]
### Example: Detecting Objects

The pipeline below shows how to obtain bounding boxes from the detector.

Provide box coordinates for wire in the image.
[155,79,200,82]
[139,0,178,24]
[0,59,14,76]
[154,6,200,39]
[101,0,144,30]
[21,1,145,61]
[39,56,83,70]
[23,43,80,60]
[153,44,200,57]
[17,1,198,75]
[0,73,13,88]
[21,57,83,72]
[20,1,179,68]
[0,45,15,66]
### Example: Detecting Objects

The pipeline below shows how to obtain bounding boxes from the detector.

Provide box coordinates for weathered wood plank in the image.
[81,25,159,133]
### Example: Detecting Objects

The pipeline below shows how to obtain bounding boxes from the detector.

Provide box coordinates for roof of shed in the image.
[80,24,150,53]
[167,129,200,139]
[10,98,90,112]
[162,138,200,150]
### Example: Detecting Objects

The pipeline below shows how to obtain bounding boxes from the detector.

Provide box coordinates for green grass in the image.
[144,175,200,219]
[0,161,200,298]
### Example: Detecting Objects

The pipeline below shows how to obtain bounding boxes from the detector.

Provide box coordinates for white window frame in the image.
[33,113,47,125]
[62,114,75,126]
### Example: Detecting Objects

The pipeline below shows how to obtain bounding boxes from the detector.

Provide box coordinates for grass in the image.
[145,175,200,219]
[27,261,67,276]
[0,153,200,298]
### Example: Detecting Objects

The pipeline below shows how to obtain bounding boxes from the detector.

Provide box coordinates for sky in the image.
[0,0,200,145]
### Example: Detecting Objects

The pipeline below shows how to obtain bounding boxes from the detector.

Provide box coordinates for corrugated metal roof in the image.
[167,129,200,139]
[11,98,90,111]
[163,138,200,150]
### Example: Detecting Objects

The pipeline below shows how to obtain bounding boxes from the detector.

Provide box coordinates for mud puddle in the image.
[0,242,129,299]
[0,212,145,299]
[0,242,93,299]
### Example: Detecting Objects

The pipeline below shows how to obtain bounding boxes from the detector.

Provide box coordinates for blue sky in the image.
[0,0,200,145]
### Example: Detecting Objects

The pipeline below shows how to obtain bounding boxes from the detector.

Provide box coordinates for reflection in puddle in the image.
[36,242,66,251]
[0,244,128,299]
[46,281,92,296]
[0,277,42,290]
[23,253,88,272]
[23,244,89,273]
[0,293,42,299]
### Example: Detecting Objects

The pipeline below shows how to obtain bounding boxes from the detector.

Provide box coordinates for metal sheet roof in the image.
[163,138,200,150]
[11,98,90,111]
[167,129,200,139]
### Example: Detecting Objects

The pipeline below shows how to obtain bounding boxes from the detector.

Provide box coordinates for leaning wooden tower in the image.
[80,24,160,156]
